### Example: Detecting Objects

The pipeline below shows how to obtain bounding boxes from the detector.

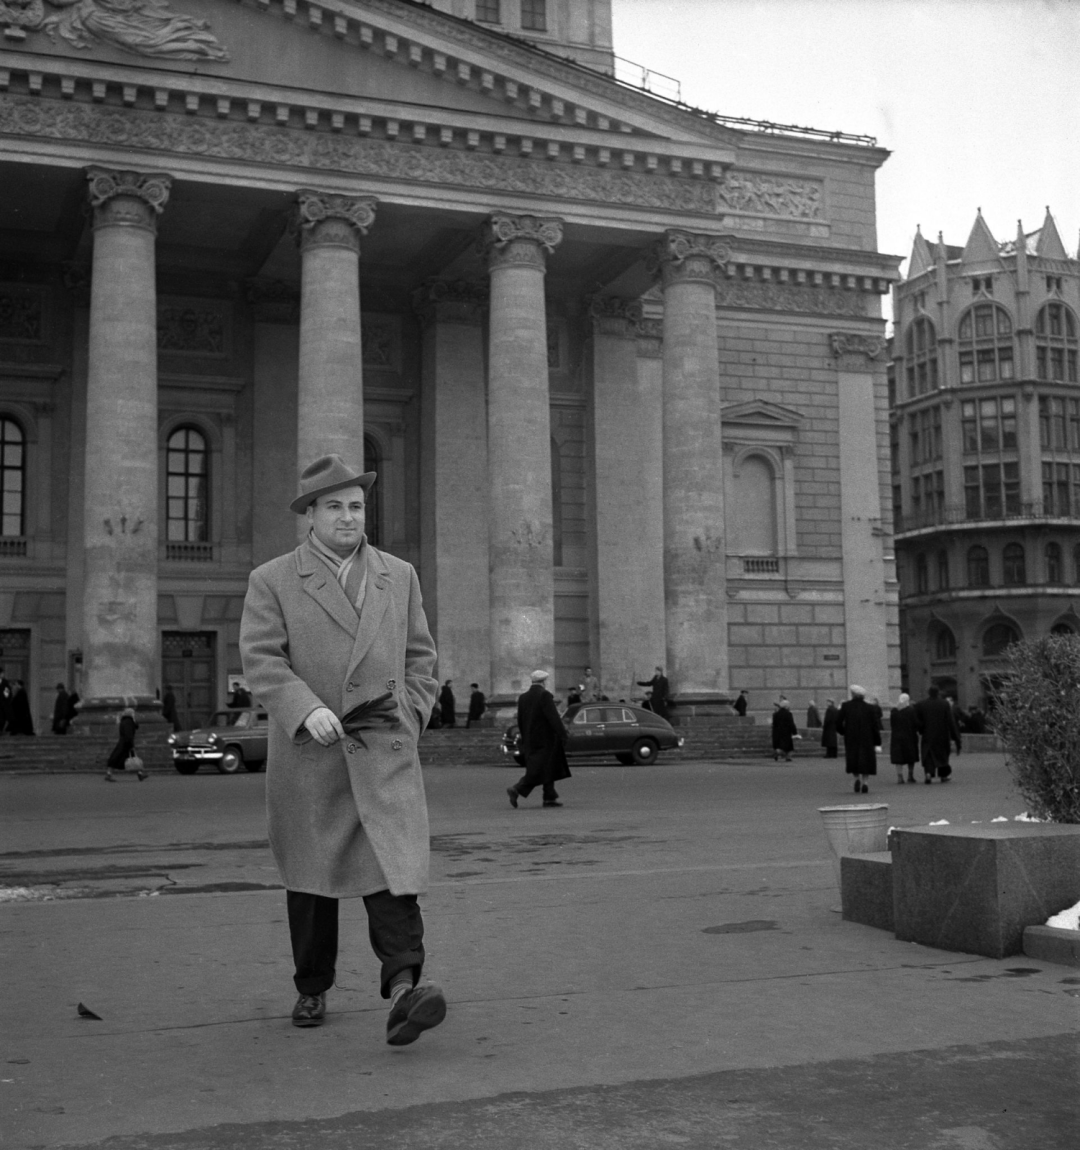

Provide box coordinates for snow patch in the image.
[1046,899,1080,932]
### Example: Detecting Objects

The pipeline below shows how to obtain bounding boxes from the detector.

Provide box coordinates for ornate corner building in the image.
[0,0,901,727]
[890,210,1080,708]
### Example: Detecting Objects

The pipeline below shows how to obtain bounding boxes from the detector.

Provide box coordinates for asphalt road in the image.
[1,753,1078,1149]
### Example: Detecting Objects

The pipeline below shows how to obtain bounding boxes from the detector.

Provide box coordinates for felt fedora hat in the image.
[290,454,376,514]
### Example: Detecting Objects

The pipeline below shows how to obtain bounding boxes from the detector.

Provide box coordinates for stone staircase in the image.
[0,730,175,774]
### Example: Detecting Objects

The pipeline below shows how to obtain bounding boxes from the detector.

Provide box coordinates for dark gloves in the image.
[341,691,401,747]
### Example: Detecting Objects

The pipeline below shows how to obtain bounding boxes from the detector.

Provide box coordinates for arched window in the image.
[936,549,949,590]
[550,437,563,567]
[982,621,1019,658]
[166,426,208,543]
[1074,542,1080,583]
[958,304,1014,384]
[0,418,25,537]
[1002,542,1026,586]
[363,435,380,548]
[730,453,777,555]
[932,623,957,661]
[1046,541,1062,583]
[903,317,939,397]
[967,545,990,588]
[915,553,929,594]
[1035,303,1078,383]
[1052,621,1075,636]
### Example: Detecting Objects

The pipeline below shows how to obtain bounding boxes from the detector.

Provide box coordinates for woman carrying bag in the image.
[105,707,147,782]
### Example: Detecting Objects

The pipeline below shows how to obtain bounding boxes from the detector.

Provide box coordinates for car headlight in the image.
[167,734,176,745]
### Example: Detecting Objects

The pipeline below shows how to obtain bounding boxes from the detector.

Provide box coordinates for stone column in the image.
[415,280,491,690]
[587,298,666,701]
[480,213,563,703]
[830,331,898,700]
[293,189,376,475]
[652,230,731,706]
[80,166,171,725]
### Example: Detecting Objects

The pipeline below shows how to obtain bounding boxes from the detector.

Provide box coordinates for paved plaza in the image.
[1,752,1077,1148]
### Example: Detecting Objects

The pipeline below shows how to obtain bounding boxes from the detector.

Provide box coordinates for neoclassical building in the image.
[0,0,900,729]
[891,210,1080,708]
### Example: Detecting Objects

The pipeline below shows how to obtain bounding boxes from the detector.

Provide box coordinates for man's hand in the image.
[304,706,345,746]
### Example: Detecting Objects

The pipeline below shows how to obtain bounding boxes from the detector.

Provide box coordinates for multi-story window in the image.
[904,318,939,397]
[1041,461,1074,516]
[958,304,1014,384]
[1002,542,1026,586]
[1074,542,1080,583]
[936,549,949,590]
[915,552,929,593]
[1046,541,1062,582]
[475,0,500,22]
[1035,303,1078,383]
[0,417,25,537]
[933,624,957,659]
[962,396,1017,454]
[520,0,547,30]
[983,621,1019,657]
[967,545,990,587]
[964,461,1020,519]
[166,426,208,543]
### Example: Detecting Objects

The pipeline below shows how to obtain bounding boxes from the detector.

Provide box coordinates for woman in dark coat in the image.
[438,680,456,727]
[821,699,839,758]
[106,708,146,781]
[52,684,70,734]
[835,685,882,794]
[771,698,798,761]
[889,693,919,784]
[9,681,35,736]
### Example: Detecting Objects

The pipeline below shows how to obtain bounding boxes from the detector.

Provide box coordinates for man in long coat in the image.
[914,684,962,783]
[506,669,571,808]
[835,684,881,794]
[241,454,442,1044]
[638,665,671,721]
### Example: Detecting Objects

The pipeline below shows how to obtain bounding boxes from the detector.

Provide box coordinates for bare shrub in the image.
[992,634,1080,823]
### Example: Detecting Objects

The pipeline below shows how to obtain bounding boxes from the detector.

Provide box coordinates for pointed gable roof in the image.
[907,226,933,278]
[1035,208,1068,259]
[961,210,1000,264]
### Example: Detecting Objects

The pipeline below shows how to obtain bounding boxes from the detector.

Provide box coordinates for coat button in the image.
[346,683,355,693]
[391,739,402,750]
[386,678,397,690]
[346,742,356,754]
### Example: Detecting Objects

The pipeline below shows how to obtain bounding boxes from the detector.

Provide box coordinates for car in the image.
[500,703,684,766]
[168,708,269,775]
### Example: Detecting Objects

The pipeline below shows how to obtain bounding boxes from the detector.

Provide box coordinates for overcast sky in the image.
[611,0,1078,292]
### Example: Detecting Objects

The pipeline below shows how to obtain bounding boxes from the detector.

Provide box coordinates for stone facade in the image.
[0,0,900,728]
[891,210,1080,710]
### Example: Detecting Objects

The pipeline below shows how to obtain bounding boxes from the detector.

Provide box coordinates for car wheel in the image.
[218,747,243,774]
[615,752,635,765]
[244,758,265,773]
[631,738,659,765]
[174,760,199,775]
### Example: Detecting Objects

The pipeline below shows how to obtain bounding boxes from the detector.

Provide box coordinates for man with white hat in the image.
[507,669,571,808]
[241,454,444,1043]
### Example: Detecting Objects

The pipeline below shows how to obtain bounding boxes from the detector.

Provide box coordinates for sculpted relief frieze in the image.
[715,279,867,317]
[0,0,228,60]
[0,95,824,221]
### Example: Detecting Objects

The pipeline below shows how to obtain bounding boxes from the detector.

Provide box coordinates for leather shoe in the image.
[506,786,518,809]
[291,992,326,1028]
[387,984,446,1046]
[543,800,563,807]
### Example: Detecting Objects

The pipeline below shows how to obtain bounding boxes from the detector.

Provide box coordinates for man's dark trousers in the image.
[287,889,425,999]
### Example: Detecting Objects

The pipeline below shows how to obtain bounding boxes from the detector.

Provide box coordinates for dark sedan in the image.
[501,703,684,766]
[169,708,269,774]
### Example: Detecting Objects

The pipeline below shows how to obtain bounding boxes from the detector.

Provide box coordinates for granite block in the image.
[1022,925,1080,968]
[891,824,1080,959]
[840,852,894,932]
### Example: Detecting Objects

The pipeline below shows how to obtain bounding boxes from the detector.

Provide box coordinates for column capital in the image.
[479,213,564,272]
[293,189,378,253]
[829,331,887,363]
[649,229,732,288]
[85,166,172,234]
[412,278,489,328]
[586,294,643,338]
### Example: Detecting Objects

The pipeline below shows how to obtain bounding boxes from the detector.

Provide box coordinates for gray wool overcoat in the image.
[240,539,438,899]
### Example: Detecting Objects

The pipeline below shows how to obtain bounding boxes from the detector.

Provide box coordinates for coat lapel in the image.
[296,542,360,639]
[347,546,391,677]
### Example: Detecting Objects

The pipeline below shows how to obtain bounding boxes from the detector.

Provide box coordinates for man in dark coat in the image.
[637,666,670,721]
[821,698,840,758]
[806,700,822,728]
[52,683,70,734]
[0,672,12,735]
[438,680,456,727]
[835,685,881,793]
[914,685,962,783]
[161,685,180,732]
[507,669,571,808]
[465,684,486,728]
[733,689,748,717]
[9,681,34,736]
[771,697,799,761]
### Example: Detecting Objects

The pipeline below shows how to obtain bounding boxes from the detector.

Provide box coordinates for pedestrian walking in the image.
[581,666,600,703]
[52,683,70,734]
[637,666,671,721]
[806,699,822,728]
[506,669,571,809]
[821,698,839,758]
[466,683,486,728]
[439,680,456,727]
[161,684,180,731]
[8,681,34,736]
[105,707,146,781]
[65,690,80,729]
[771,696,798,761]
[228,680,252,708]
[835,684,881,794]
[0,671,12,734]
[914,684,962,784]
[733,689,748,717]
[240,453,444,1043]
[889,692,919,783]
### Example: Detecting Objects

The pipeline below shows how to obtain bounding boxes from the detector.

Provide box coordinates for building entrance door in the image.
[162,632,216,730]
[0,629,30,731]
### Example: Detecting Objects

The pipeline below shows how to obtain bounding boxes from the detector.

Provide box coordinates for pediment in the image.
[722,399,805,428]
